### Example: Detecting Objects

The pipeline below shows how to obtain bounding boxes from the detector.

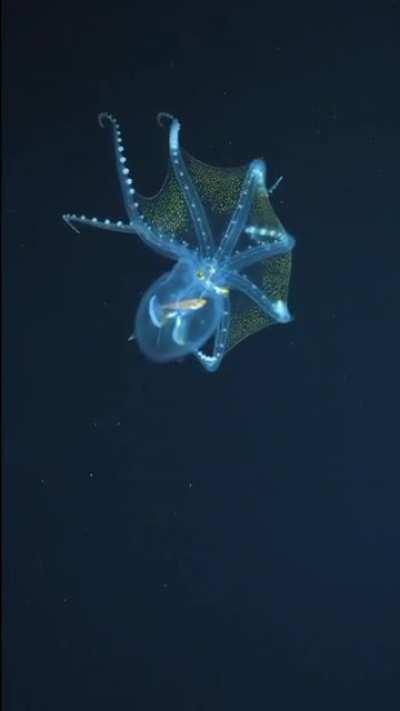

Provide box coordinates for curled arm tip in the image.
[62,214,80,234]
[157,112,176,128]
[98,112,118,129]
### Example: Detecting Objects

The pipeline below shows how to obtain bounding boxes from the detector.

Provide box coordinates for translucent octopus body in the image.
[64,112,295,371]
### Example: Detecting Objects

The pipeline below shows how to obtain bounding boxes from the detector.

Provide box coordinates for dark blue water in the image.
[4,1,400,708]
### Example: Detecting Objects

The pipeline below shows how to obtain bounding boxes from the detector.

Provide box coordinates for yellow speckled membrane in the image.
[137,150,292,354]
[226,252,292,353]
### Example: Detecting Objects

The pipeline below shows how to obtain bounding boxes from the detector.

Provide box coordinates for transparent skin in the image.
[135,259,225,362]
[63,112,295,371]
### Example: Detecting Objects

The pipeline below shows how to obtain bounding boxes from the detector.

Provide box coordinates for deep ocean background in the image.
[4,1,400,708]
